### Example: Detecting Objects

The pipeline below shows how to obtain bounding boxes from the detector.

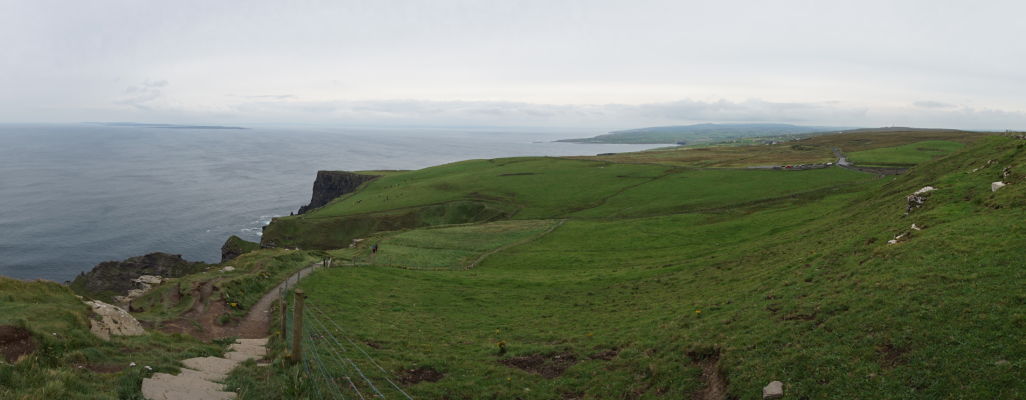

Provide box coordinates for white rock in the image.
[912,186,936,196]
[992,181,1007,192]
[134,275,163,285]
[220,266,235,272]
[763,381,784,399]
[84,300,145,340]
[911,224,922,231]
[887,239,898,245]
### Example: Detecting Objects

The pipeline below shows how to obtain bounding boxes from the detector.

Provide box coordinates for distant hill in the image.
[558,123,852,144]
[89,122,247,130]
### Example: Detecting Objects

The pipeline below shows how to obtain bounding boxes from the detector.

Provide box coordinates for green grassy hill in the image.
[558,123,848,145]
[238,132,1025,398]
[5,130,1021,399]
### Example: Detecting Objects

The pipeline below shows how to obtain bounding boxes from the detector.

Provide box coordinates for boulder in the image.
[906,186,937,213]
[84,300,145,340]
[762,381,784,399]
[992,181,1007,192]
[220,266,235,273]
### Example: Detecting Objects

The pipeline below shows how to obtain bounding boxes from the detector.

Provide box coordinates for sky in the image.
[2,0,1026,132]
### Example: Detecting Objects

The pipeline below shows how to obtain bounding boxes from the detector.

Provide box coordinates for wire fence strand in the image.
[308,304,415,400]
[305,308,386,398]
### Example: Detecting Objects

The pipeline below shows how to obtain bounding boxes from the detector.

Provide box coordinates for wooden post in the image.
[279,291,287,339]
[290,289,305,364]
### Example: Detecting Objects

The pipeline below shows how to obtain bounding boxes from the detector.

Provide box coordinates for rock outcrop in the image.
[220,235,259,262]
[297,170,380,214]
[70,253,206,302]
[113,275,164,305]
[905,186,936,214]
[84,300,145,340]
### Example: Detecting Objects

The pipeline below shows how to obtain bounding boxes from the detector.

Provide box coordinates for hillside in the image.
[235,130,1024,399]
[3,129,1023,399]
[558,123,850,145]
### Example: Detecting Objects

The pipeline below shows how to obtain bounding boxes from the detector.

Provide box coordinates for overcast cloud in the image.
[2,0,1025,131]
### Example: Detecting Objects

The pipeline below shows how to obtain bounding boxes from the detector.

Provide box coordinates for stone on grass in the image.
[762,380,784,399]
[220,266,235,272]
[992,181,1007,192]
[84,300,145,340]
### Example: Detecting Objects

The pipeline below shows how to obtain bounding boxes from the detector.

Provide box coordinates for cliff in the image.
[220,235,260,262]
[69,252,207,302]
[296,170,380,214]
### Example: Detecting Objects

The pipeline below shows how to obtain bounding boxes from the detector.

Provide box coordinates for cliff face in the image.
[69,253,206,302]
[297,171,380,214]
[220,235,260,262]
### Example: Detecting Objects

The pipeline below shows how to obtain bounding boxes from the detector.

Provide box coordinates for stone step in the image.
[181,357,240,378]
[228,343,266,357]
[236,338,268,347]
[141,337,270,400]
[146,372,225,391]
[141,376,237,400]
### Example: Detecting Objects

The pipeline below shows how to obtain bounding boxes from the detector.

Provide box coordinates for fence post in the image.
[291,289,306,364]
[279,289,287,339]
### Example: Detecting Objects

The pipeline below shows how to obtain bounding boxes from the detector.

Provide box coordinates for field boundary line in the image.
[465,219,567,269]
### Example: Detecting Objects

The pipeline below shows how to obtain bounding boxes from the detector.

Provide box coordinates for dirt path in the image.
[231,262,323,338]
[159,262,324,341]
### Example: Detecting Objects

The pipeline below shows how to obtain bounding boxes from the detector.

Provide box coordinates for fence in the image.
[280,288,414,399]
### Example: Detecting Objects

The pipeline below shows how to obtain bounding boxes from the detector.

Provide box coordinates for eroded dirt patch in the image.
[687,348,727,400]
[877,343,907,369]
[589,348,619,361]
[499,351,577,378]
[400,366,444,384]
[0,325,37,363]
[76,363,126,374]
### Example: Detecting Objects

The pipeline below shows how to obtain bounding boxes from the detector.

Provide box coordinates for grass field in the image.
[339,219,561,269]
[581,128,986,168]
[847,140,965,166]
[231,133,1026,398]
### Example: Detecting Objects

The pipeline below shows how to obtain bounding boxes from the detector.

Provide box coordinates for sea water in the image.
[0,124,654,281]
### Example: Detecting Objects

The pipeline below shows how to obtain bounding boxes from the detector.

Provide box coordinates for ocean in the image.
[0,124,654,282]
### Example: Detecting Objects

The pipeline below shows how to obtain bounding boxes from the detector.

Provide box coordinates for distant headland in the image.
[87,122,248,130]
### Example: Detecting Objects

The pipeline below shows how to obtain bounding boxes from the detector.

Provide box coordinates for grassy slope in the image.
[0,278,223,400]
[582,129,986,168]
[245,134,1026,399]
[131,249,317,325]
[847,140,965,166]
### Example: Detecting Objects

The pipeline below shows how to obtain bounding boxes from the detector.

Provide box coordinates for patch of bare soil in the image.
[76,363,126,373]
[499,351,577,379]
[588,348,619,361]
[158,280,235,341]
[877,343,907,369]
[687,349,728,400]
[0,325,36,363]
[400,366,444,384]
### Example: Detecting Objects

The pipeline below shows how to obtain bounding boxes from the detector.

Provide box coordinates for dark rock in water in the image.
[69,253,206,302]
[297,171,380,214]
[220,235,260,262]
